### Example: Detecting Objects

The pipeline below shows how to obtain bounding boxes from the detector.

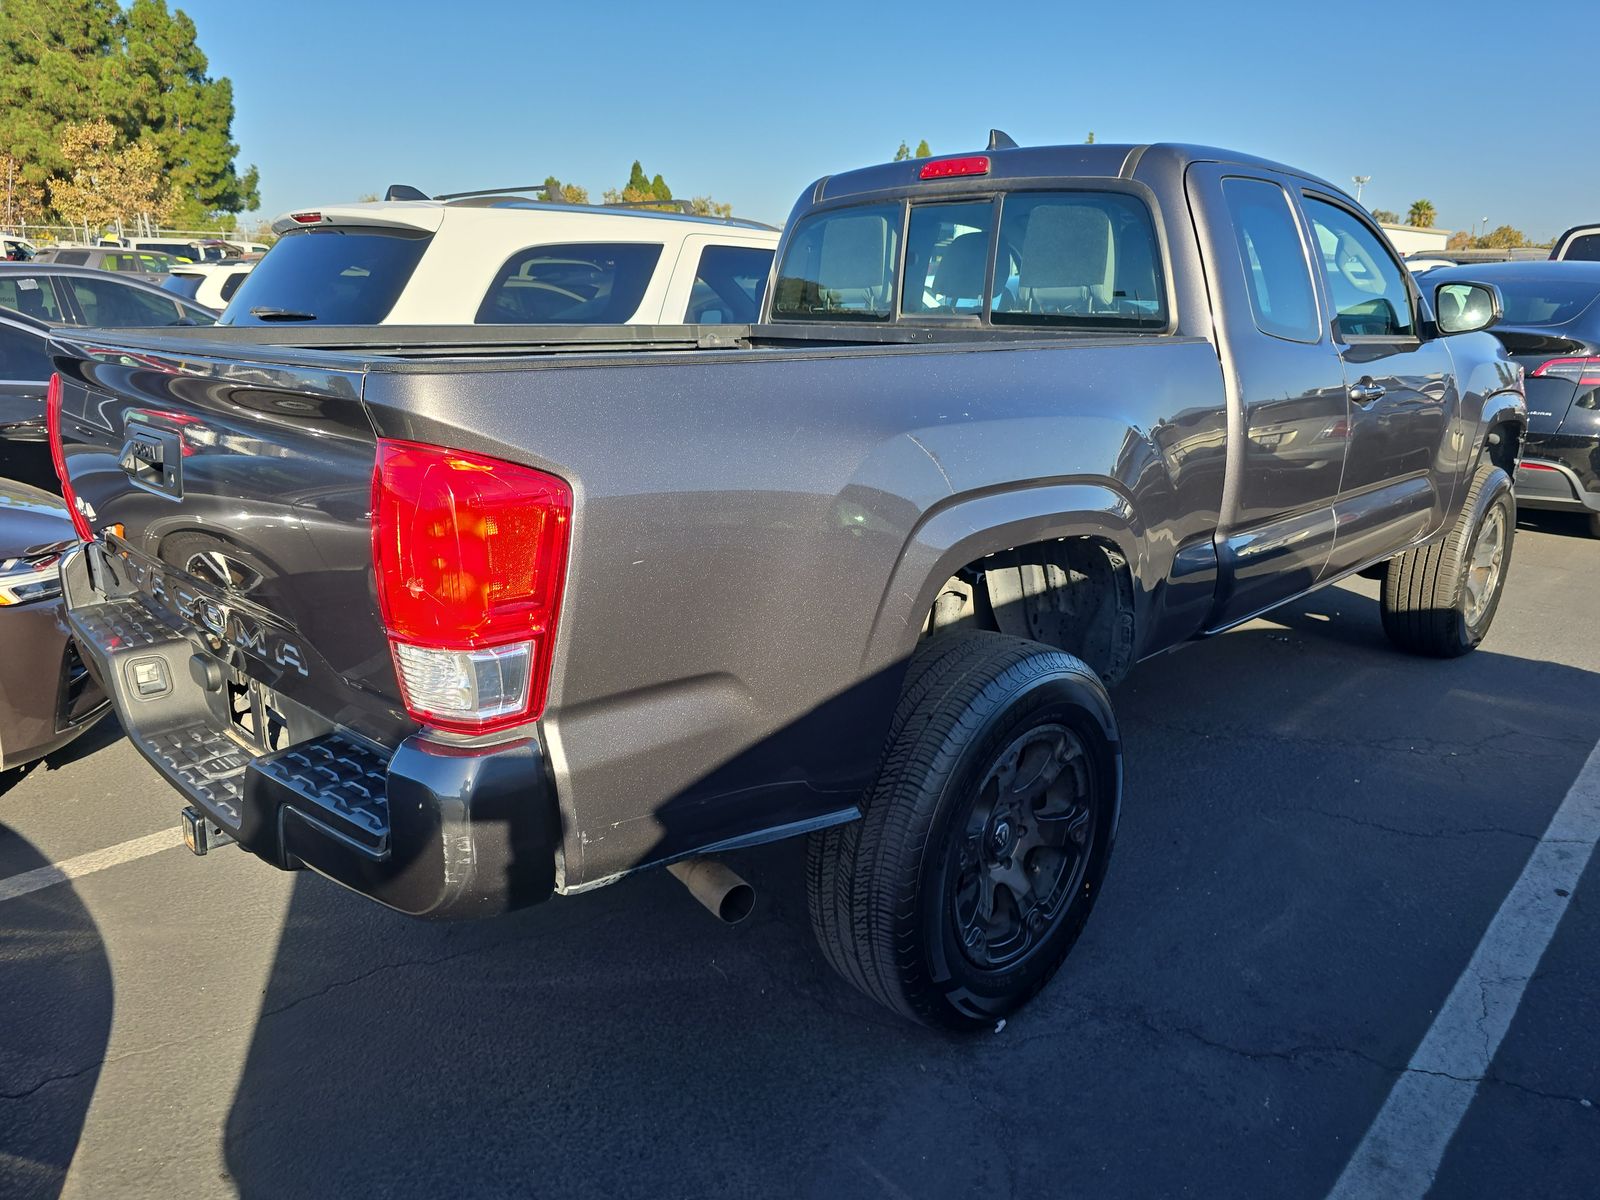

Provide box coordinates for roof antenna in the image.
[383,184,428,201]
[987,129,1018,151]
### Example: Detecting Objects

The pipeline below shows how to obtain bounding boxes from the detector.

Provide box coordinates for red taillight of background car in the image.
[371,439,572,734]
[46,373,94,542]
[1529,357,1600,386]
[919,155,990,180]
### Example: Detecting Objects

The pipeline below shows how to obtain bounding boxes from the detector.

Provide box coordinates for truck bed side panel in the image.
[360,337,1228,886]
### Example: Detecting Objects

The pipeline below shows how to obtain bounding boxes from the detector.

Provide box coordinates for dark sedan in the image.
[1429,261,1600,537]
[1,265,215,492]
[0,477,108,771]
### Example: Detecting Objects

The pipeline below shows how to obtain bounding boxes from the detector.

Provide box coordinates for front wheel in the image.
[807,632,1121,1030]
[1380,464,1515,657]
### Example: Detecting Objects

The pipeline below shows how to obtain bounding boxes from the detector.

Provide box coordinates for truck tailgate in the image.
[50,333,415,828]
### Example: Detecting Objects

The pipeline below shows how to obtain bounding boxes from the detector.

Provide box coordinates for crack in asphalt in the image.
[1294,806,1541,842]
[1007,998,1599,1115]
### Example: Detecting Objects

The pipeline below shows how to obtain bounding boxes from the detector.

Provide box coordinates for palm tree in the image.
[1407,199,1436,228]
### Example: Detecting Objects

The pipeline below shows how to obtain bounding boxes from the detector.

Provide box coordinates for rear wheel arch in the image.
[862,485,1146,685]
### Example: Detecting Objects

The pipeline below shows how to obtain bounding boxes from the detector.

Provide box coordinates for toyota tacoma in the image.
[47,136,1525,1029]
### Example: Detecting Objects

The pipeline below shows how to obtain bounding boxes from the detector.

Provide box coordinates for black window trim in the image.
[1300,188,1422,345]
[1219,173,1326,347]
[775,180,1176,335]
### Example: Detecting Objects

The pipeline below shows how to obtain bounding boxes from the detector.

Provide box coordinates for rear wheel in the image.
[807,632,1121,1030]
[1380,464,1514,657]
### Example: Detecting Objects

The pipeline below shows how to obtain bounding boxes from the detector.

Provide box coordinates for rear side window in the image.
[69,277,187,327]
[770,204,900,320]
[1559,233,1600,262]
[0,323,49,380]
[219,270,249,303]
[992,192,1166,329]
[683,245,771,324]
[0,275,63,322]
[1221,178,1320,342]
[476,242,664,324]
[222,227,432,325]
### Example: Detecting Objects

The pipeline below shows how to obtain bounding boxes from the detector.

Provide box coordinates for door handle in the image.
[1348,380,1386,405]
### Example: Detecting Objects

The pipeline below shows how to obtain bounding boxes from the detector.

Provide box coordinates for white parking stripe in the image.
[1328,737,1600,1199]
[0,827,184,904]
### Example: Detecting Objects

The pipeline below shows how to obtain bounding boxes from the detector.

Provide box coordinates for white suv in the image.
[222,192,779,327]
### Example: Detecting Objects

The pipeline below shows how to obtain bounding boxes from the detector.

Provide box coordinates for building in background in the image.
[1379,223,1451,256]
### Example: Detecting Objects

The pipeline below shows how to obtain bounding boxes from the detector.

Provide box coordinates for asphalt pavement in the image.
[2,511,1597,1199]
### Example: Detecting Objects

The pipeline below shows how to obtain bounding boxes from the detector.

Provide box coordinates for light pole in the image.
[1479,217,1489,240]
[1352,175,1371,204]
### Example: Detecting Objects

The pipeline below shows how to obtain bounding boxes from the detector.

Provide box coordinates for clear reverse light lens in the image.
[391,640,532,725]
[0,556,64,606]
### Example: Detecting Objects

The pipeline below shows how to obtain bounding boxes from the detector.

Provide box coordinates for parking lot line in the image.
[1327,735,1600,1199]
[0,827,184,905]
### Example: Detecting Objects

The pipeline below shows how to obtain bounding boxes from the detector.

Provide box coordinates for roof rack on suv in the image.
[601,198,695,214]
[375,182,779,230]
[435,184,549,202]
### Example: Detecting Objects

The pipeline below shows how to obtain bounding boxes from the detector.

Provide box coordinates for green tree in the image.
[892,141,911,162]
[914,139,931,158]
[649,172,671,201]
[51,117,178,230]
[0,152,49,225]
[1406,199,1436,228]
[1371,209,1400,225]
[0,0,258,224]
[1478,224,1527,250]
[626,160,651,193]
[1446,230,1475,251]
[541,176,588,205]
[688,195,732,218]
[1086,131,1095,144]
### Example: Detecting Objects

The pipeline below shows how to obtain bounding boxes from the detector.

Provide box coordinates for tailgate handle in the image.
[120,423,182,496]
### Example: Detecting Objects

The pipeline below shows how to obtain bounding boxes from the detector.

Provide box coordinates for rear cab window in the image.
[476,243,664,324]
[769,190,1166,330]
[222,227,432,325]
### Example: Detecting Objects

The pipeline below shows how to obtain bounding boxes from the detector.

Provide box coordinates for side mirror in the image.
[1434,281,1502,335]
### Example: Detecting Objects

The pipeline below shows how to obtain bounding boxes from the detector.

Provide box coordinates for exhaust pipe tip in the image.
[667,857,755,924]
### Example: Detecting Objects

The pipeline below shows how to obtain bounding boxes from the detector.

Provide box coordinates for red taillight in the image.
[1530,356,1600,386]
[289,211,323,224]
[46,373,94,542]
[371,439,572,733]
[919,156,990,180]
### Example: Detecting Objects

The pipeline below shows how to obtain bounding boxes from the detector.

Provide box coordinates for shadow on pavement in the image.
[216,582,1600,1200]
[0,826,114,1200]
[1517,509,1597,540]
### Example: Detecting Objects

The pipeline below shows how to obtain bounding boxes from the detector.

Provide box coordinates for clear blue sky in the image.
[185,0,1593,241]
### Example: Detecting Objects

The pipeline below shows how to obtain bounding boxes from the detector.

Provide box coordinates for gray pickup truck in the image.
[47,138,1525,1029]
